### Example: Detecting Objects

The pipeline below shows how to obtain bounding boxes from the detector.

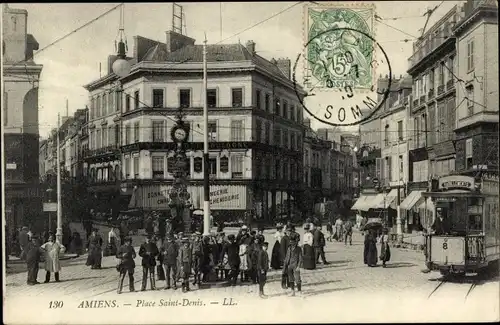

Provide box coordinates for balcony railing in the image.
[86,144,120,157]
[413,99,419,107]
[419,95,426,103]
[446,79,455,90]
[438,84,445,95]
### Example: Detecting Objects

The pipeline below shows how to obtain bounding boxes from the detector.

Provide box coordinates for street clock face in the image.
[171,125,188,143]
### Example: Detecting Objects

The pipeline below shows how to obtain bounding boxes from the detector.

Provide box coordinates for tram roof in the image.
[422,190,494,198]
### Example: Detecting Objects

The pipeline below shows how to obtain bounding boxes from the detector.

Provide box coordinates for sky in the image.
[8,1,461,138]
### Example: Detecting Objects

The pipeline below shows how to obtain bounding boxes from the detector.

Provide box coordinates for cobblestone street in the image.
[5,230,499,323]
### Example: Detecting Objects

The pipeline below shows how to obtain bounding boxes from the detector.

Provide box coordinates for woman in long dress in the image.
[363,228,378,267]
[86,229,103,269]
[41,234,65,283]
[271,224,283,269]
[302,224,316,270]
[379,228,391,267]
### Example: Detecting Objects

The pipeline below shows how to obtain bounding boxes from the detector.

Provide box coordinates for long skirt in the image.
[86,246,102,268]
[302,244,316,270]
[364,241,377,266]
[379,242,391,263]
[270,240,282,270]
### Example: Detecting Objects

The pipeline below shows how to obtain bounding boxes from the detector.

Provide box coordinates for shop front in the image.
[400,190,425,232]
[129,183,252,222]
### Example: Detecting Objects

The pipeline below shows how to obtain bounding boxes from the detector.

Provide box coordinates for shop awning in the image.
[128,187,138,209]
[400,190,424,211]
[372,189,398,209]
[351,194,378,211]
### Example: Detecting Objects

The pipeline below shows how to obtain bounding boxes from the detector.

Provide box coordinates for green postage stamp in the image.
[303,2,376,91]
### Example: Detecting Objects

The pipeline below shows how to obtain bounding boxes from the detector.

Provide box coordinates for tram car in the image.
[422,174,499,276]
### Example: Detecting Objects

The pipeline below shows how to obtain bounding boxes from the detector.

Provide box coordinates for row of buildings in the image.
[35,32,357,225]
[354,0,498,235]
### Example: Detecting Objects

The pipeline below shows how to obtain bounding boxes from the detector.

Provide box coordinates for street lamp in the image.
[46,188,54,233]
[111,5,131,78]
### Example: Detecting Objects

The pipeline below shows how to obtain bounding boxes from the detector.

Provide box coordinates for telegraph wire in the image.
[376,18,418,39]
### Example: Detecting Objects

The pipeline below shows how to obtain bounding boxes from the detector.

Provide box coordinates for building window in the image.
[232,88,243,107]
[125,94,131,112]
[116,90,122,112]
[124,157,131,179]
[179,89,191,108]
[399,155,403,180]
[283,100,288,118]
[467,39,475,71]
[264,122,270,144]
[193,157,202,173]
[274,127,282,146]
[438,63,444,86]
[108,125,114,145]
[133,156,139,178]
[152,89,164,108]
[103,93,108,116]
[220,156,229,173]
[208,121,217,141]
[152,156,165,179]
[230,120,244,141]
[429,69,435,90]
[397,120,403,141]
[96,129,101,148]
[290,133,296,150]
[231,155,243,178]
[283,130,289,149]
[134,90,140,109]
[290,105,295,121]
[466,85,474,116]
[115,125,120,145]
[275,98,280,115]
[466,138,473,169]
[207,89,217,108]
[255,119,262,142]
[109,90,114,111]
[152,121,164,142]
[102,127,108,147]
[209,157,217,176]
[384,124,389,145]
[134,122,140,142]
[96,96,102,117]
[255,89,261,109]
[265,94,271,112]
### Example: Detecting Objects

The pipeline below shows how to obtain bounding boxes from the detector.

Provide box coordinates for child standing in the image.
[257,241,270,298]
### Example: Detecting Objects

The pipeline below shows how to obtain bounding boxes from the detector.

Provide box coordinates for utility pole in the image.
[202,36,211,236]
[56,113,63,244]
[396,140,403,244]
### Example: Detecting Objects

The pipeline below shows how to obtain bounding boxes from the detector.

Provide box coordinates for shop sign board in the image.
[438,175,475,191]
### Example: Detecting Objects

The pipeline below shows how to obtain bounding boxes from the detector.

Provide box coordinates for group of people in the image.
[326,217,354,245]
[363,227,391,268]
[23,233,66,285]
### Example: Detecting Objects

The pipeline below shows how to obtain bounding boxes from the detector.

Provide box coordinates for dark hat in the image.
[181,237,189,243]
[256,234,265,243]
[250,230,257,236]
[290,233,300,242]
[304,224,311,230]
[262,242,269,247]
[257,226,264,232]
[276,223,283,229]
[228,234,236,241]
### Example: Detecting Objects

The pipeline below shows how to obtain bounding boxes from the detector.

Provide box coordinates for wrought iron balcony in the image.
[419,95,426,103]
[428,88,435,100]
[446,79,455,90]
[85,144,120,158]
[438,84,445,95]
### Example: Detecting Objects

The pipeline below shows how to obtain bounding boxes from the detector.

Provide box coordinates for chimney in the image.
[246,40,256,55]
[276,58,291,79]
[165,30,196,53]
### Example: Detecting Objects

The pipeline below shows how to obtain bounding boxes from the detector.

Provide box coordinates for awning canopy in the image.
[400,190,424,211]
[351,194,378,211]
[372,189,398,209]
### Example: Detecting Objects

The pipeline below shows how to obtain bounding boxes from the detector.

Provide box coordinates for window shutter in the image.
[375,158,382,180]
[387,156,392,182]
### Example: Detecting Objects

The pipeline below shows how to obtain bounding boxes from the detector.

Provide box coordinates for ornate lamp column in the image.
[167,108,192,235]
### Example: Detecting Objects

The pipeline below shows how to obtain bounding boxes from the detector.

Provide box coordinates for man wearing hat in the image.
[220,234,240,285]
[161,234,179,290]
[116,237,136,294]
[25,234,43,285]
[178,237,192,292]
[257,241,270,298]
[431,208,450,235]
[283,233,303,296]
[191,232,203,287]
[138,234,160,291]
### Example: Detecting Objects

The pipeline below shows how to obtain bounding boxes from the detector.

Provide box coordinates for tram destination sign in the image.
[438,176,475,191]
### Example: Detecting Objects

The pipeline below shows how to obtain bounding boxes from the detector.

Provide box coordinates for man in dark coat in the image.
[283,233,303,296]
[179,237,192,292]
[248,232,260,285]
[256,240,269,298]
[313,225,328,264]
[116,237,136,294]
[200,236,213,283]
[191,232,203,286]
[19,226,29,260]
[432,208,451,235]
[161,234,179,290]
[26,235,42,285]
[139,234,159,291]
[119,219,129,245]
[220,234,240,285]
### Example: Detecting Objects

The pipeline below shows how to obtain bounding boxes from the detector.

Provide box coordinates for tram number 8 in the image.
[442,242,448,250]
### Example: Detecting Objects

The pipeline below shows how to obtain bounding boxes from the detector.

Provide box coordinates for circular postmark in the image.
[293,27,393,127]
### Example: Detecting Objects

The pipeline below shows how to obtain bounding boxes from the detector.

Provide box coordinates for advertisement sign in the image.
[43,202,58,212]
[139,184,248,210]
[438,175,475,191]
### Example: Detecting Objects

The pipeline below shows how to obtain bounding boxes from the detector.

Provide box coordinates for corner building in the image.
[84,32,306,222]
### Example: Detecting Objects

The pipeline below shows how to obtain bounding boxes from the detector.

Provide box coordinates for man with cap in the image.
[220,234,240,285]
[257,241,270,298]
[138,234,160,291]
[25,234,43,285]
[313,225,328,265]
[178,237,193,292]
[161,234,179,290]
[283,232,303,296]
[116,236,136,294]
[191,232,203,287]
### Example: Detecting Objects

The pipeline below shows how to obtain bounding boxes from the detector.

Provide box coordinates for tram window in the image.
[468,214,482,231]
